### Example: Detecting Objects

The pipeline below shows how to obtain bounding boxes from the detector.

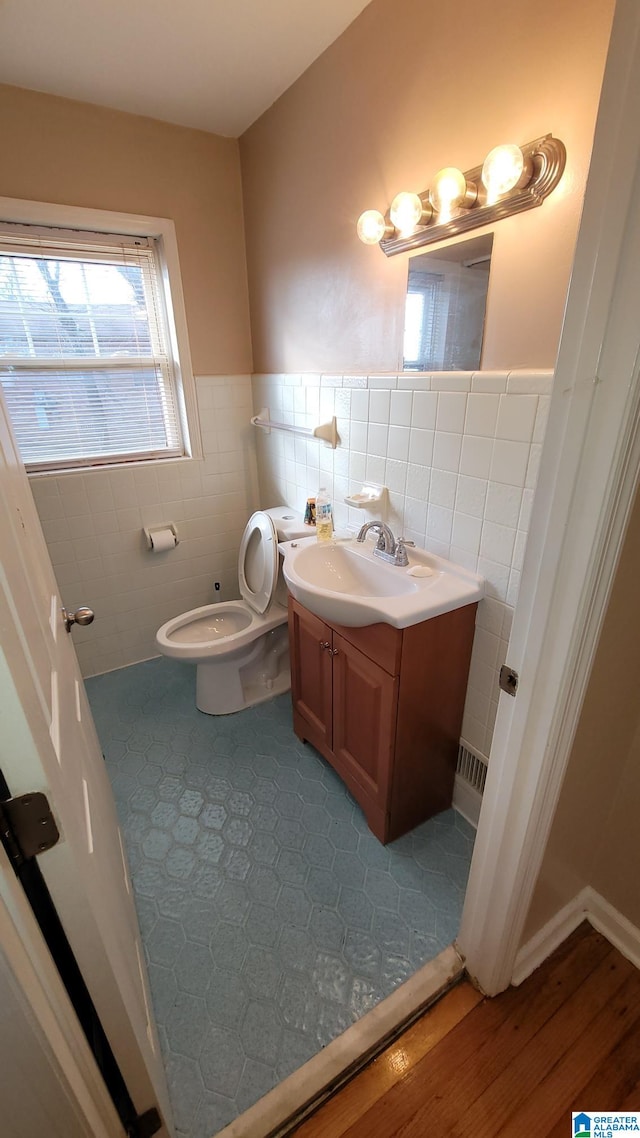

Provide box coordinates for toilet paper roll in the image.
[149,527,177,552]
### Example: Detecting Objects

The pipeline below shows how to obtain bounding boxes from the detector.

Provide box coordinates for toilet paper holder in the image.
[143,523,180,551]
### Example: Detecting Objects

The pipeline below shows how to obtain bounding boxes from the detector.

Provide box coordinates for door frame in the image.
[459,0,640,993]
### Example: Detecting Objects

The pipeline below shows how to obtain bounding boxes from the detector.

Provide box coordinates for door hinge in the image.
[0,792,60,868]
[499,664,519,697]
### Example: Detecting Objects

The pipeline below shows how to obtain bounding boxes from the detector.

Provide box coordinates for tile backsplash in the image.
[29,365,552,769]
[252,369,553,763]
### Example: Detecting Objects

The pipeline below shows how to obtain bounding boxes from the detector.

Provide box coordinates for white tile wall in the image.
[33,365,552,757]
[252,369,553,763]
[30,375,258,677]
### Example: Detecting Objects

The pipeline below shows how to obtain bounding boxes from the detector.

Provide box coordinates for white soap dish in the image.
[407,564,434,577]
[344,483,387,509]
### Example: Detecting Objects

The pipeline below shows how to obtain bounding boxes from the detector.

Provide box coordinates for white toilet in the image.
[155,507,308,714]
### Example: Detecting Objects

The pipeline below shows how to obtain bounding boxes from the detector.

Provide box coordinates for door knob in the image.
[62,606,95,633]
[319,640,331,651]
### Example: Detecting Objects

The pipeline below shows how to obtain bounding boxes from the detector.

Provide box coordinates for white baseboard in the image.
[513,886,640,986]
[512,888,590,985]
[587,888,640,971]
[452,773,482,829]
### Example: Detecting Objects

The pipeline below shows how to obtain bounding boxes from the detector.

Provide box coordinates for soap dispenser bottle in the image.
[315,486,333,543]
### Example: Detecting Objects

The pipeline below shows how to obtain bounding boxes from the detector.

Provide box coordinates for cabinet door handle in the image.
[330,648,339,657]
[320,640,331,651]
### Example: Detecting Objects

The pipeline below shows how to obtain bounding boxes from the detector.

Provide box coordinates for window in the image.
[403,271,447,371]
[0,217,195,472]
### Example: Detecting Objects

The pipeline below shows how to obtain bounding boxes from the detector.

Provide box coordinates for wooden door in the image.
[288,597,333,752]
[331,632,398,839]
[0,390,171,1132]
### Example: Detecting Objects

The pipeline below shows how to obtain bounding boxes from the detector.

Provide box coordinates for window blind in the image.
[0,225,185,471]
[403,271,447,371]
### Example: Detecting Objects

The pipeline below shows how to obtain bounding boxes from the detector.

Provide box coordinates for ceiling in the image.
[0,0,372,137]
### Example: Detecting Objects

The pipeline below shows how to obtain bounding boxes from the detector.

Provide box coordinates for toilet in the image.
[155,507,308,714]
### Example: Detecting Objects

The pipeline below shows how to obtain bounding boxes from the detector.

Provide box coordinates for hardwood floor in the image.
[291,924,640,1137]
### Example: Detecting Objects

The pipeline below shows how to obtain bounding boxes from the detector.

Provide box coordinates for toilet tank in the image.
[263,506,308,541]
[263,506,309,607]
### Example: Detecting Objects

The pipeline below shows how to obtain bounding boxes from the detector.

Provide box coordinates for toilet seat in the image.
[156,599,286,660]
[165,606,253,645]
[156,509,286,662]
[238,511,278,614]
[155,506,308,713]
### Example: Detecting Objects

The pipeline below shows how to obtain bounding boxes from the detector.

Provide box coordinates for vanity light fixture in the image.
[357,134,566,256]
[389,191,432,235]
[428,166,477,221]
[356,209,394,245]
[481,143,532,203]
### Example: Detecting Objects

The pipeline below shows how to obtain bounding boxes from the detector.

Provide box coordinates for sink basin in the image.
[279,535,483,628]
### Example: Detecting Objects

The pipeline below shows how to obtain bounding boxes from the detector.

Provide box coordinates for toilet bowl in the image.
[156,507,308,714]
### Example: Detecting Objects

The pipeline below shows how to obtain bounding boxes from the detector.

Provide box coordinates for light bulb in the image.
[356,209,387,245]
[389,191,426,236]
[428,167,469,220]
[481,144,531,202]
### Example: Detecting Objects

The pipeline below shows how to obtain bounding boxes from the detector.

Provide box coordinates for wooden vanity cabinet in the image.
[288,595,477,844]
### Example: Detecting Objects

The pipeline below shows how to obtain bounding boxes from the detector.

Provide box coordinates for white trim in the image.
[458,0,640,995]
[452,773,481,829]
[588,889,640,972]
[512,888,590,986]
[0,194,201,462]
[513,887,640,986]
[217,945,463,1138]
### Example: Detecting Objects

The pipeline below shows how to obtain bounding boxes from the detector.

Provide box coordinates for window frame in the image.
[0,197,202,473]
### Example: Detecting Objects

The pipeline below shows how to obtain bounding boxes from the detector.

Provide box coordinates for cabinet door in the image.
[288,598,333,751]
[331,632,398,812]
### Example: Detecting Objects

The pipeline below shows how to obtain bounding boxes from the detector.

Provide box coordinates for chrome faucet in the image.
[356,520,396,556]
[356,521,415,566]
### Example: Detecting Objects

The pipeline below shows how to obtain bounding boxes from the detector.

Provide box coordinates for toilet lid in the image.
[238,511,279,614]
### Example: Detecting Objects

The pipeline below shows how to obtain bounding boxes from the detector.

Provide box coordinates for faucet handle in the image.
[395,538,415,566]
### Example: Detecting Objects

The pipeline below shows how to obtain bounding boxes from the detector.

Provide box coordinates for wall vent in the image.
[456,743,488,795]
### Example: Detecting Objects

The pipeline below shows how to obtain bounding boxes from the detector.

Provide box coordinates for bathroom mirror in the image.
[402,233,493,372]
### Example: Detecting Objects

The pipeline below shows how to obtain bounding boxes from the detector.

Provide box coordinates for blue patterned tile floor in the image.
[86,657,474,1138]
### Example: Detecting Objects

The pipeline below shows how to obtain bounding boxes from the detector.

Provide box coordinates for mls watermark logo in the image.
[573,1114,640,1135]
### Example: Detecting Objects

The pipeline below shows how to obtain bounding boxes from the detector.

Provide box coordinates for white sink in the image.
[279,535,483,628]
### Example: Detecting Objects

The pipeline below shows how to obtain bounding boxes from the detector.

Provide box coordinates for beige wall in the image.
[0,83,252,374]
[240,0,613,375]
[522,487,640,941]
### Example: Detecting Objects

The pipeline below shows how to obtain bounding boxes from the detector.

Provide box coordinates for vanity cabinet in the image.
[288,595,478,844]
